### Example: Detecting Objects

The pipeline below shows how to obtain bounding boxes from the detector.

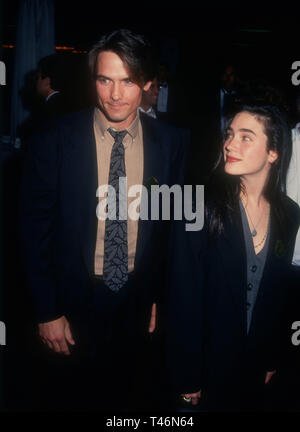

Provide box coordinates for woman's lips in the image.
[227,156,241,163]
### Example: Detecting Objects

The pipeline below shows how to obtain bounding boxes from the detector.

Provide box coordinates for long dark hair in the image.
[206,103,292,236]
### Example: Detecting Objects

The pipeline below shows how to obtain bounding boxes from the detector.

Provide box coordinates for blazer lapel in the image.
[249,209,285,333]
[216,207,248,335]
[134,114,164,268]
[77,108,98,276]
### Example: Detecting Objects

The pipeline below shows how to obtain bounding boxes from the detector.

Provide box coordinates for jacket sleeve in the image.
[20,122,64,323]
[151,126,190,305]
[165,214,207,394]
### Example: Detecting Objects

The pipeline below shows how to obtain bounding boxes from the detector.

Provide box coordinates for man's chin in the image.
[99,107,127,124]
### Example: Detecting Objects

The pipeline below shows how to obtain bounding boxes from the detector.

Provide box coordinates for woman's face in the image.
[223,111,278,178]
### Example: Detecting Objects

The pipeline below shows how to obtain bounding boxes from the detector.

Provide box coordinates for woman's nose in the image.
[225,136,238,152]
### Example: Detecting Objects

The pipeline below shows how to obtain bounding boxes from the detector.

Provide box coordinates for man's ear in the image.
[143,81,152,92]
[268,149,278,164]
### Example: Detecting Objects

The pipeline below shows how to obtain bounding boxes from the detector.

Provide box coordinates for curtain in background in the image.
[10,0,55,146]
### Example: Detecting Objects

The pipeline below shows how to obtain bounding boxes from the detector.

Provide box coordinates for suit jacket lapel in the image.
[134,114,164,268]
[249,209,285,333]
[216,207,248,335]
[77,108,98,276]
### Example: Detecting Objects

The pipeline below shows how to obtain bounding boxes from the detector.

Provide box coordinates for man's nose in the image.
[111,82,121,101]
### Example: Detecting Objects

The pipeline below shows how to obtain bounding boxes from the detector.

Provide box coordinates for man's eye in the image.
[124,79,133,85]
[98,78,109,84]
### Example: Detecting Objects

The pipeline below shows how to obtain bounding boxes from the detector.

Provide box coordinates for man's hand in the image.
[182,390,201,406]
[265,370,276,384]
[38,316,75,355]
[148,303,156,333]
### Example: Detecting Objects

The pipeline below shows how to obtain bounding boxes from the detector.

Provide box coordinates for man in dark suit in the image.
[35,54,68,120]
[21,29,187,411]
[139,77,160,119]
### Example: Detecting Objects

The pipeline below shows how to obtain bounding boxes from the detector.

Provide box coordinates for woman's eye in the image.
[242,135,251,142]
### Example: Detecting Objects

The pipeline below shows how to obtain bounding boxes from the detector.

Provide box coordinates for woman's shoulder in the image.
[281,195,300,222]
[275,195,300,242]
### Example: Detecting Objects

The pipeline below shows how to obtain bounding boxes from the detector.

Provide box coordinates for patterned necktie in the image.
[103,128,128,292]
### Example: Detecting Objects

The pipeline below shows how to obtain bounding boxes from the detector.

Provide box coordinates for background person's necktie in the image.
[103,129,128,292]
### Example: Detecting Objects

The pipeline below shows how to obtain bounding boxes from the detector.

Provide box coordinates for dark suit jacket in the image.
[167,194,300,402]
[42,92,69,119]
[21,108,188,328]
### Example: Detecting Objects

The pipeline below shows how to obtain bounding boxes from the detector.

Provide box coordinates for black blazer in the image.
[167,195,300,399]
[21,108,188,325]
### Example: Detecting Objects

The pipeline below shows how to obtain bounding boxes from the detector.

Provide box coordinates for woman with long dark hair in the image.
[167,102,300,411]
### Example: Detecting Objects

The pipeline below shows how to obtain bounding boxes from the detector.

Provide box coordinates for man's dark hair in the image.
[38,54,65,91]
[88,29,156,86]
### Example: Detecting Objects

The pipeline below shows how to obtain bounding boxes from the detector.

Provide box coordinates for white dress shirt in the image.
[138,106,157,119]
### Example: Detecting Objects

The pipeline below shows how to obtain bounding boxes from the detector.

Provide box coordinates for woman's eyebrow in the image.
[238,128,256,136]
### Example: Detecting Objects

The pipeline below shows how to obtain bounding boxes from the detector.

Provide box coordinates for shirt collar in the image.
[46,90,60,102]
[94,107,140,147]
[295,122,300,135]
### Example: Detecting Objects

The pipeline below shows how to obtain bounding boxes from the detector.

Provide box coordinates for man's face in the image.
[221,65,236,92]
[141,78,160,109]
[36,71,50,99]
[95,51,151,129]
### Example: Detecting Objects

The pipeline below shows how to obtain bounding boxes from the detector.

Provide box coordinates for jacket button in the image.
[247,283,253,291]
[247,302,251,310]
[251,265,257,272]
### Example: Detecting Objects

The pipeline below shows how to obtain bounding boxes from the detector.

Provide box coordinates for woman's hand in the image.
[181,390,201,405]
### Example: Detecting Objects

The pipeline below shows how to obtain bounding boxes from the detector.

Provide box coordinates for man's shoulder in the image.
[140,111,184,131]
[28,107,94,156]
[37,107,93,135]
[140,112,190,144]
[55,106,94,129]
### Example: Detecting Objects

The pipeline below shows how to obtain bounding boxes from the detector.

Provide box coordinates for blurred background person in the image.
[139,76,160,119]
[35,53,68,120]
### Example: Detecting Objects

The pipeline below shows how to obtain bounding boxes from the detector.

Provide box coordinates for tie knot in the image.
[108,128,127,142]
